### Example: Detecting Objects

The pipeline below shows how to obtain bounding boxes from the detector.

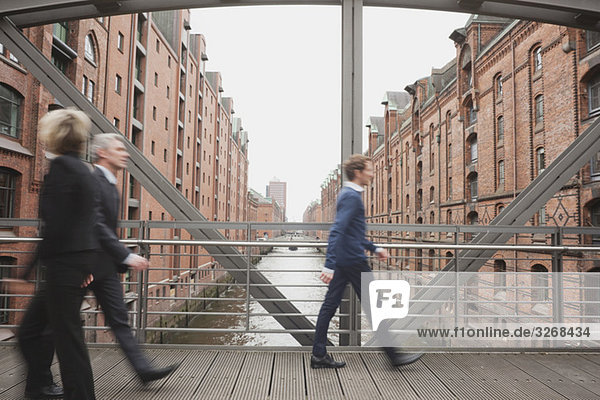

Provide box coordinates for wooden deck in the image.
[1,347,600,399]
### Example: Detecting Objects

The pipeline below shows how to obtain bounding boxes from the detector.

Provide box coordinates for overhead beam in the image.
[2,0,600,32]
[0,16,325,346]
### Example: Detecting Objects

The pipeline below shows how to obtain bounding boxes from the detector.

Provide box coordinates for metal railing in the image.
[1,219,599,350]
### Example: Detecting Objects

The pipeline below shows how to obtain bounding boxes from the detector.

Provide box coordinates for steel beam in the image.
[341,0,362,161]
[2,1,600,32]
[0,16,325,346]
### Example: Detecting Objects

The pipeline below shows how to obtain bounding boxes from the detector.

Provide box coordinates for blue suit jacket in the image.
[324,186,376,271]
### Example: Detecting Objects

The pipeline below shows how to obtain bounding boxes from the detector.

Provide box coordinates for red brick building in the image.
[248,188,283,240]
[307,16,600,274]
[0,10,249,335]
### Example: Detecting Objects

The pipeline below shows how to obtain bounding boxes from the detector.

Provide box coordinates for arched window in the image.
[406,194,410,210]
[0,256,17,324]
[494,259,507,292]
[496,74,503,97]
[429,124,435,171]
[468,173,478,201]
[535,95,544,127]
[429,186,435,203]
[0,168,17,220]
[588,30,600,51]
[466,211,478,241]
[428,249,435,271]
[0,83,23,138]
[461,45,472,91]
[498,160,505,190]
[417,189,423,211]
[466,100,477,125]
[531,264,549,302]
[497,116,504,143]
[467,134,478,164]
[446,110,452,132]
[446,210,452,225]
[84,34,96,63]
[448,143,452,165]
[588,72,600,115]
[536,147,545,175]
[533,46,542,72]
[445,251,453,266]
[416,161,422,184]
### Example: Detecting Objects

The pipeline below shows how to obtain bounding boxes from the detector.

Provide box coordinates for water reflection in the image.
[171,244,333,346]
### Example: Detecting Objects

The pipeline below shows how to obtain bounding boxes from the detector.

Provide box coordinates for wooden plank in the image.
[156,350,217,400]
[303,353,344,400]
[399,356,457,399]
[270,352,304,400]
[552,354,600,379]
[193,351,245,400]
[503,353,592,399]
[361,352,418,400]
[108,349,192,400]
[421,353,505,400]
[531,354,600,396]
[450,354,562,399]
[335,353,381,400]
[231,352,272,400]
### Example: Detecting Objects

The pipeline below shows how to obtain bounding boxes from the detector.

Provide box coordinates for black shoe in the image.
[139,362,182,383]
[24,383,64,399]
[310,354,346,369]
[388,352,423,366]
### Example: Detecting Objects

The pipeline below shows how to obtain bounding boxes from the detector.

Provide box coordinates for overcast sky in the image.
[190,6,470,222]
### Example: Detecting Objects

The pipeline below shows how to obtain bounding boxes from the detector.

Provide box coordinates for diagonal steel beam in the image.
[0,16,325,346]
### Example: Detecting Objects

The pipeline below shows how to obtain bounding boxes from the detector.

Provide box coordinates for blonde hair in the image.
[39,108,91,155]
[343,154,371,180]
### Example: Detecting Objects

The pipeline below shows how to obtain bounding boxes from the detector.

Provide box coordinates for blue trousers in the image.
[312,262,371,357]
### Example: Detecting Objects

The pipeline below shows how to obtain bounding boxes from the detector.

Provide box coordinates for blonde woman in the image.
[18,108,97,400]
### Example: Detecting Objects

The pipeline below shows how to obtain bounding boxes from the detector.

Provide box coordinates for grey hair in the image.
[91,133,124,162]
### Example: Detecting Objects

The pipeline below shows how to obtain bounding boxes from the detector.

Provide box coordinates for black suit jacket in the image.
[92,168,130,280]
[38,153,99,282]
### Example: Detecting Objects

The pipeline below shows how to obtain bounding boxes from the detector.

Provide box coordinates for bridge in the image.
[1,1,600,398]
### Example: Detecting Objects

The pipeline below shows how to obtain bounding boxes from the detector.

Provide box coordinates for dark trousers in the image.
[312,262,397,358]
[89,273,152,374]
[18,284,55,393]
[19,281,95,400]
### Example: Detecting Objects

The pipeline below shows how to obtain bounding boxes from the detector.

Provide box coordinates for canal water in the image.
[171,243,338,346]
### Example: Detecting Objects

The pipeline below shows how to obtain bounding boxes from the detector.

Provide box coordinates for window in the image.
[152,106,157,120]
[151,140,155,155]
[498,160,505,189]
[163,149,167,162]
[590,152,600,178]
[448,143,452,165]
[535,95,544,127]
[113,118,119,128]
[429,186,434,203]
[8,52,18,63]
[536,147,545,175]
[0,169,17,219]
[497,116,504,143]
[165,117,169,130]
[532,264,549,302]
[496,74,503,97]
[117,32,124,52]
[533,47,542,72]
[469,135,478,163]
[167,86,170,98]
[154,72,158,87]
[156,39,160,53]
[446,111,452,132]
[468,173,478,201]
[0,83,23,138]
[467,102,477,125]
[168,55,171,68]
[537,207,546,226]
[448,177,452,200]
[587,30,600,51]
[115,74,122,94]
[588,74,600,115]
[53,22,68,43]
[82,76,94,103]
[84,34,95,63]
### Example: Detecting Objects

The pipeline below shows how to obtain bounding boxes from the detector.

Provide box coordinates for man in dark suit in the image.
[87,133,180,382]
[311,154,422,368]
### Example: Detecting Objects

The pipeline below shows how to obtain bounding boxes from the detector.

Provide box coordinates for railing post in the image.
[137,220,150,344]
[454,226,460,328]
[551,228,564,323]
[246,222,251,332]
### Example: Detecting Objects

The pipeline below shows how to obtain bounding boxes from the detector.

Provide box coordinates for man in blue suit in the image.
[311,154,422,368]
